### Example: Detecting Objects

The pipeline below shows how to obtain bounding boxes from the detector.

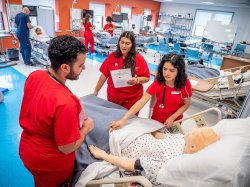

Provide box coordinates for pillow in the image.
[157,118,250,187]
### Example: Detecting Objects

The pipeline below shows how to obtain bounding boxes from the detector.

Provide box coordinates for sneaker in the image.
[25,63,36,67]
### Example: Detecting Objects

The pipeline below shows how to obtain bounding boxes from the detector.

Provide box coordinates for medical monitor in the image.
[23,5,37,16]
[112,14,123,22]
[120,13,128,20]
[82,9,94,18]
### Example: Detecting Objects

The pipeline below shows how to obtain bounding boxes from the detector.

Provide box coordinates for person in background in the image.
[110,54,192,130]
[130,24,139,35]
[83,14,95,55]
[93,31,150,114]
[88,126,219,186]
[15,7,34,66]
[103,16,114,37]
[19,35,94,187]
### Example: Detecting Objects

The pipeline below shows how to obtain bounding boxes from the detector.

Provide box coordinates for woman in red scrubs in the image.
[110,54,192,130]
[103,16,114,36]
[83,14,95,54]
[94,31,150,113]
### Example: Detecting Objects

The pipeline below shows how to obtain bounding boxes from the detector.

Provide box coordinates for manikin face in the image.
[162,62,178,84]
[66,53,86,80]
[183,128,201,154]
[119,37,132,57]
[35,28,42,35]
[183,127,219,154]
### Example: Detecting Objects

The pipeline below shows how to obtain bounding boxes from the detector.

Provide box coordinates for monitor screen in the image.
[82,9,94,18]
[23,5,37,16]
[112,14,123,22]
[120,13,128,20]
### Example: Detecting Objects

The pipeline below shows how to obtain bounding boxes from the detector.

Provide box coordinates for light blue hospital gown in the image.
[121,131,184,186]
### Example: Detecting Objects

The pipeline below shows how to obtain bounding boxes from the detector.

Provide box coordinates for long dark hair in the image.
[114,31,137,76]
[156,54,187,89]
[84,14,91,25]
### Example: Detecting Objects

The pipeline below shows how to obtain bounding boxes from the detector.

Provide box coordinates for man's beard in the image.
[66,69,79,80]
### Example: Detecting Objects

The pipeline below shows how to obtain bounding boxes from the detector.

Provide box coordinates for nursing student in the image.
[83,14,95,54]
[94,31,150,113]
[103,16,114,36]
[110,54,192,130]
[19,35,93,187]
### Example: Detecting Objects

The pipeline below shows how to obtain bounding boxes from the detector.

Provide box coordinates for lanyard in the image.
[47,71,72,93]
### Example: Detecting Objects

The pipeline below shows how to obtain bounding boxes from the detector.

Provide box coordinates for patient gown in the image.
[122,132,184,186]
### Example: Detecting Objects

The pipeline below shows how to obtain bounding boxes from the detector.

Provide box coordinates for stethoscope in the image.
[159,82,166,109]
[158,83,189,109]
[47,70,72,93]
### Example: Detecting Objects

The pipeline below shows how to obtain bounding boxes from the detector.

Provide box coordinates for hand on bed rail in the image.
[164,117,175,128]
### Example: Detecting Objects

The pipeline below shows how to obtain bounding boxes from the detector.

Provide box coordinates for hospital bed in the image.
[192,65,250,117]
[135,34,155,53]
[72,95,250,187]
[93,30,119,55]
[29,26,51,68]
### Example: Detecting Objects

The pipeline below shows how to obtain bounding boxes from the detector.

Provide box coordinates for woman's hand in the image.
[93,90,98,96]
[164,117,175,128]
[127,76,139,85]
[109,120,125,131]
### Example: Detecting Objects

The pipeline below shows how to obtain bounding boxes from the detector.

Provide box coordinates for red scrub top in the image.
[100,52,150,102]
[19,70,82,171]
[146,79,192,123]
[103,23,114,36]
[84,22,93,37]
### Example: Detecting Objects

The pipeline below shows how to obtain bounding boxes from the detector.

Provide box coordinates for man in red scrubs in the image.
[19,35,94,187]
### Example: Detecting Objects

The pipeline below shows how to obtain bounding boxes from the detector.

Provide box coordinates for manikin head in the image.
[35,28,42,35]
[184,127,219,154]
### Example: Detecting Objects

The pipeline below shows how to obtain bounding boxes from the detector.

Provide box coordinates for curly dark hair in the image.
[156,54,187,89]
[48,35,86,71]
[114,31,137,76]
[106,16,112,22]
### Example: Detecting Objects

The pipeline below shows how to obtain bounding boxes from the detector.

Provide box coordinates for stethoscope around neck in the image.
[159,83,189,109]
[159,82,166,109]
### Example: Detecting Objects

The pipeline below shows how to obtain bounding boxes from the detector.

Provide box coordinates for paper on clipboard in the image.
[111,68,132,88]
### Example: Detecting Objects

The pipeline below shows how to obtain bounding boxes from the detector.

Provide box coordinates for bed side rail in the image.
[172,107,222,134]
[86,176,153,187]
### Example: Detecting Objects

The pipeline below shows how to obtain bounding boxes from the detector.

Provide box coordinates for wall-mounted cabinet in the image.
[158,13,193,38]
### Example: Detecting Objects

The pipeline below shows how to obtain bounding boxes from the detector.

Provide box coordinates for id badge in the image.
[171,91,180,95]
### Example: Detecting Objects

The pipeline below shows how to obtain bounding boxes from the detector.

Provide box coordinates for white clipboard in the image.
[110,68,132,88]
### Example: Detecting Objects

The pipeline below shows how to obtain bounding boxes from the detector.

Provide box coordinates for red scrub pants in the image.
[84,34,94,54]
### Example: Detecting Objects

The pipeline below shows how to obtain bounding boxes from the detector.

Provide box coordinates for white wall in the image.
[22,0,55,9]
[160,3,250,51]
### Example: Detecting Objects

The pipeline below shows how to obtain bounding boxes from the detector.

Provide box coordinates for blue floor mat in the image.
[0,67,33,186]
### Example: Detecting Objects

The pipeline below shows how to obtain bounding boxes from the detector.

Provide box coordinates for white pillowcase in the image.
[157,118,250,187]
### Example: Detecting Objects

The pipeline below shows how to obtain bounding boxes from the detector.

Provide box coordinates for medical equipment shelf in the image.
[158,13,193,38]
